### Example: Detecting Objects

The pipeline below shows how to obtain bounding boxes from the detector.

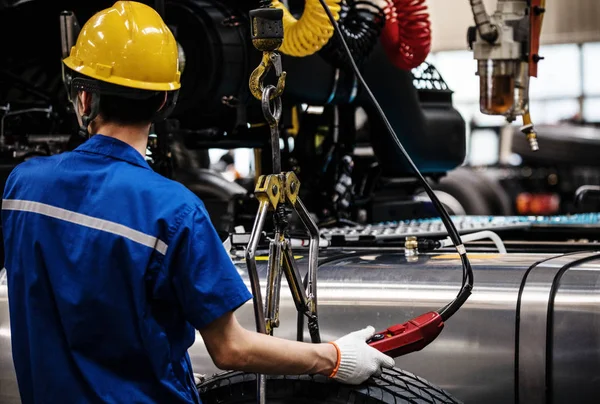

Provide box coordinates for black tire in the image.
[431,167,513,216]
[431,170,491,215]
[198,369,463,404]
[457,168,513,216]
[471,172,513,216]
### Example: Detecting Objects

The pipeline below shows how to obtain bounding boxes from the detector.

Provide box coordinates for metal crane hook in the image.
[249,51,287,101]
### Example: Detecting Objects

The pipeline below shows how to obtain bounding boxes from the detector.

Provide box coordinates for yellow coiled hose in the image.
[271,0,342,57]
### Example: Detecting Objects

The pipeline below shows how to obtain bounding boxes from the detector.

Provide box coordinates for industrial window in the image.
[583,42,600,96]
[584,98,600,121]
[529,44,582,100]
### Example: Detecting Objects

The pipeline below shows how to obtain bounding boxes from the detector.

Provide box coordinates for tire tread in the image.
[198,368,462,404]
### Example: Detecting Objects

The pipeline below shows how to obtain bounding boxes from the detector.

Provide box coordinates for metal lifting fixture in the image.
[246,4,321,403]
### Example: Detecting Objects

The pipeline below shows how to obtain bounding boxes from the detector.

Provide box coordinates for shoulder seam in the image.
[157,203,204,277]
[167,203,198,243]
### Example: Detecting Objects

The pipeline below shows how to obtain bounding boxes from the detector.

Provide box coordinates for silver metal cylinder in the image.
[549,257,600,403]
[189,251,600,403]
[188,251,546,403]
[2,251,600,403]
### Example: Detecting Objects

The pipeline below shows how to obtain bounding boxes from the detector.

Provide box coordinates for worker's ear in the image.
[77,91,93,116]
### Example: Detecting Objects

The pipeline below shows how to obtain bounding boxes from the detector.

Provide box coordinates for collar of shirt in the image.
[74,134,151,170]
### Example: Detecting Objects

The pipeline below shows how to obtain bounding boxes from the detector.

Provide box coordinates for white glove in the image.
[329,326,396,385]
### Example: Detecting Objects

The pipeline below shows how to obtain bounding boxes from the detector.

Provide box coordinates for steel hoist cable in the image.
[271,0,342,57]
[319,0,387,69]
[315,0,473,358]
[381,0,432,70]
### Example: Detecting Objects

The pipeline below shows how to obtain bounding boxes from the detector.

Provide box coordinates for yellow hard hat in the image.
[63,1,180,92]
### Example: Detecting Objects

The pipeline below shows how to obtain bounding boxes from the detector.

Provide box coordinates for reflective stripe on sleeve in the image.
[2,199,168,255]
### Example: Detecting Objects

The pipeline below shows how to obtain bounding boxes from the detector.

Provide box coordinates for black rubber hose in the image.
[319,0,386,69]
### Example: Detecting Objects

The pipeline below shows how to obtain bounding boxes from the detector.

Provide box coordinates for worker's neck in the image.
[92,121,150,157]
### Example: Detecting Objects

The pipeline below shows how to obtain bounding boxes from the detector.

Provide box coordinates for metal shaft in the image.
[294,198,320,310]
[245,201,269,334]
[265,232,283,333]
[272,237,284,328]
[282,242,314,343]
[261,85,282,174]
[282,242,309,313]
[257,374,266,404]
[245,201,269,404]
[270,124,281,174]
[293,197,321,343]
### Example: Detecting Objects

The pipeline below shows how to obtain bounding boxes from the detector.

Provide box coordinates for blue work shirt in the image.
[2,134,252,404]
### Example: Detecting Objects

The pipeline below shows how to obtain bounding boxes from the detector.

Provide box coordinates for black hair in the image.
[97,92,165,126]
[67,70,165,126]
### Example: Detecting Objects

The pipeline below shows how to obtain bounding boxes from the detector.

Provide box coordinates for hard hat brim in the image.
[63,57,181,92]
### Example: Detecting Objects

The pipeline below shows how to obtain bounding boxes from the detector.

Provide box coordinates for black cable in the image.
[316,0,473,322]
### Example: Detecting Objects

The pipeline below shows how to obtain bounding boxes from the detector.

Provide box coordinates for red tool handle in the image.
[368,311,444,358]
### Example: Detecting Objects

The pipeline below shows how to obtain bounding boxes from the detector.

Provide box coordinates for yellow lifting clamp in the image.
[254,172,300,209]
[248,170,314,336]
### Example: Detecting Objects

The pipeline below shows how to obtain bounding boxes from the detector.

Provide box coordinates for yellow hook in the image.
[249,52,287,101]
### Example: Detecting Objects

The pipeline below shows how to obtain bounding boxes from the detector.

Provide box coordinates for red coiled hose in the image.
[381,0,432,70]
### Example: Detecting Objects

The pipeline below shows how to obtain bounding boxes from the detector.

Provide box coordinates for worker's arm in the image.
[200,311,336,375]
[168,205,394,384]
[200,311,395,384]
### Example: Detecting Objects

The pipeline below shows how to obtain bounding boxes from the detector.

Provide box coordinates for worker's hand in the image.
[329,326,395,385]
